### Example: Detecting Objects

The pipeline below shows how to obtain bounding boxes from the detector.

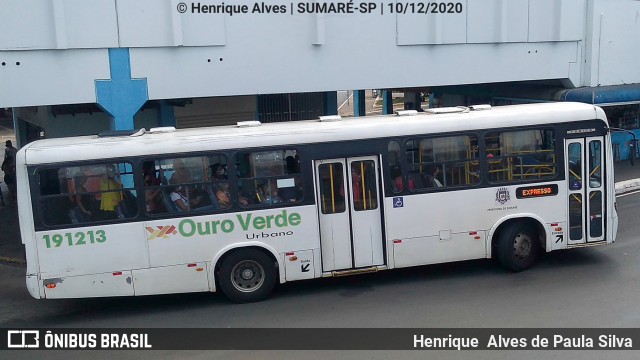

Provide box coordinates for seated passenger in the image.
[425,165,443,187]
[215,183,231,208]
[211,163,228,180]
[236,179,258,206]
[98,165,123,220]
[390,166,404,193]
[170,159,191,185]
[170,186,206,212]
[257,181,283,205]
[71,175,93,223]
[143,161,162,213]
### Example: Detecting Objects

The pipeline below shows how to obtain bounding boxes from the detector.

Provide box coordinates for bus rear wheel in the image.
[218,249,277,303]
[496,222,540,272]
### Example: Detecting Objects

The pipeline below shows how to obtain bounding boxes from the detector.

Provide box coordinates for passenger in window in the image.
[258,181,282,205]
[170,159,210,207]
[215,182,232,208]
[350,167,363,206]
[171,186,206,212]
[143,161,160,186]
[425,165,443,187]
[237,179,257,206]
[170,159,191,184]
[390,166,404,193]
[143,162,162,213]
[211,163,228,180]
[98,165,123,220]
[70,175,92,223]
[144,176,162,213]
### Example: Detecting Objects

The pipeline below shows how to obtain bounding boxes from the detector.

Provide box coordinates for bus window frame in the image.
[233,148,304,209]
[141,153,233,217]
[402,132,482,194]
[31,160,141,229]
[482,126,559,185]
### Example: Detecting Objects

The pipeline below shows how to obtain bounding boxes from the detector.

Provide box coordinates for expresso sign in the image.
[516,184,559,199]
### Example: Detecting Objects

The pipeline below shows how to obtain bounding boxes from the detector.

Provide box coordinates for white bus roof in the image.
[21,102,605,165]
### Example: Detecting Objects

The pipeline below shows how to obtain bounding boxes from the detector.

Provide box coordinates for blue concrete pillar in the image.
[353,90,366,117]
[158,100,176,127]
[95,48,149,131]
[382,90,393,115]
[323,91,338,116]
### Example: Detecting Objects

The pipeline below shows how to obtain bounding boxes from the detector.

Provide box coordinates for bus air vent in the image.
[149,126,176,134]
[395,110,418,116]
[319,115,342,122]
[237,120,262,128]
[424,106,469,114]
[97,128,146,137]
[469,104,492,111]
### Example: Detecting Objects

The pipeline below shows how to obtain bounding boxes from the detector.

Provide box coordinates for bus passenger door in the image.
[565,137,606,245]
[314,157,385,271]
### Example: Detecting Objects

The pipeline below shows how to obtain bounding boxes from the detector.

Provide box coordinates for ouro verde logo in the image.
[147,210,302,240]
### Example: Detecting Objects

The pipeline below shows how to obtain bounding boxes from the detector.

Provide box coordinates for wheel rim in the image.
[230,260,265,293]
[513,232,532,259]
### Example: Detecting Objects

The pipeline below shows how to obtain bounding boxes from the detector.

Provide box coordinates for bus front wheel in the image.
[218,249,277,303]
[496,222,540,272]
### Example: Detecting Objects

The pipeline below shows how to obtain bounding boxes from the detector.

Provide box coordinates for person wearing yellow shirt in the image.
[99,165,123,219]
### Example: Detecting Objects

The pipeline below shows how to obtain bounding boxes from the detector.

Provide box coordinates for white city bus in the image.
[17,102,618,303]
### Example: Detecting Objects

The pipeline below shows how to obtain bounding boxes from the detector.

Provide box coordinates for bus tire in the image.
[218,249,277,303]
[496,222,540,272]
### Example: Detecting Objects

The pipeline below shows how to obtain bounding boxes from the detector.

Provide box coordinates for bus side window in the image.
[36,162,137,227]
[405,135,479,190]
[145,155,230,215]
[388,140,405,193]
[319,163,345,214]
[485,129,556,183]
[236,149,302,208]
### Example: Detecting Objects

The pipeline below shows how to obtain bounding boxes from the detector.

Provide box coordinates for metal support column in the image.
[354,90,366,117]
[158,100,176,127]
[382,90,393,114]
[322,91,338,116]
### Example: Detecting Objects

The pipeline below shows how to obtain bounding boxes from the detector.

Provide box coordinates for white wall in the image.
[0,0,638,108]
[584,0,640,86]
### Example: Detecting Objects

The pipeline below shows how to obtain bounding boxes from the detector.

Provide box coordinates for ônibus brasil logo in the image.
[146,225,177,240]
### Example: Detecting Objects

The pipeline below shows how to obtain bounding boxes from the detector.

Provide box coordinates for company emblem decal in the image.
[146,225,177,240]
[495,187,510,205]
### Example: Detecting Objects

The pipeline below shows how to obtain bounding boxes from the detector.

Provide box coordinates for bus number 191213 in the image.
[43,230,107,248]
